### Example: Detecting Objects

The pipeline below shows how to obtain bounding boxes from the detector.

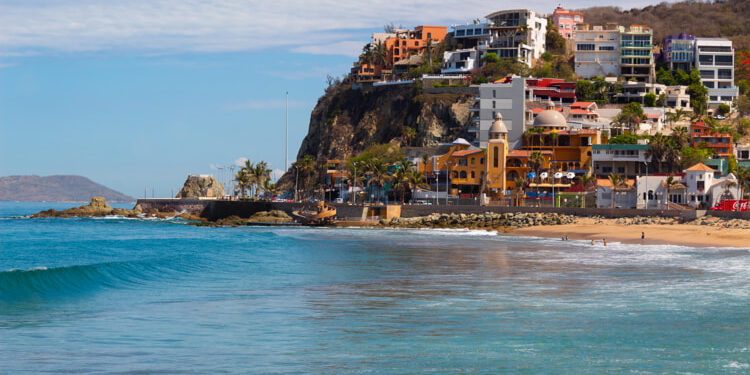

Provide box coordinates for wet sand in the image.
[510,217,750,248]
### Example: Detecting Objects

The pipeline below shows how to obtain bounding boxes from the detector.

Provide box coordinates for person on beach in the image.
[602,238,607,246]
[641,232,645,240]
[591,239,595,246]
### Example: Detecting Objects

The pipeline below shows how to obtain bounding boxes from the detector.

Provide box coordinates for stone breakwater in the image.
[610,215,750,229]
[382,212,578,229]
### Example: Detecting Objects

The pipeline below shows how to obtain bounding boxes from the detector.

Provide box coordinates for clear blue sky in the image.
[0,0,669,197]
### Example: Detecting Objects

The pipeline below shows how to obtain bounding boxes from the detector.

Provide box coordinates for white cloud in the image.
[234,157,249,167]
[292,41,364,57]
[0,0,675,58]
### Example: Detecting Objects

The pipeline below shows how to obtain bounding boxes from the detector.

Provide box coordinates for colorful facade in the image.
[690,121,733,158]
[551,6,584,40]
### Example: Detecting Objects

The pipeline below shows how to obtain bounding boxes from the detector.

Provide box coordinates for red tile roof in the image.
[571,101,595,109]
[451,149,483,157]
[569,109,595,115]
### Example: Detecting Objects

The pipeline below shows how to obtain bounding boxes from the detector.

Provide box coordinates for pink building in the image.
[552,6,584,40]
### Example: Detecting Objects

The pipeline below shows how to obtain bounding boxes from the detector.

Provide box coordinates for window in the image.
[493,147,499,168]
[470,158,475,165]
[480,158,485,165]
[459,171,467,178]
[492,101,496,109]
[492,90,496,98]
[715,55,733,66]
[699,54,713,65]
[700,70,714,79]
[427,32,432,39]
[718,69,733,80]
[617,167,625,173]
[471,171,476,179]
[577,43,595,51]
[599,46,615,51]
[456,30,465,37]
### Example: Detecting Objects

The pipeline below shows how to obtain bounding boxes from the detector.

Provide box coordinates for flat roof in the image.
[593,144,649,150]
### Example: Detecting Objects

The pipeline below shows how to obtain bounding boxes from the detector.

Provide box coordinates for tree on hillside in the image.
[644,92,657,107]
[545,18,567,55]
[680,146,714,169]
[613,102,645,134]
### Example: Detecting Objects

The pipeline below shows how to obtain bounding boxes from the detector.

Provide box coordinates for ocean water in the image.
[1,202,749,373]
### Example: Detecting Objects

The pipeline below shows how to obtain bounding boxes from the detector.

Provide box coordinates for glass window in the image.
[699,54,713,64]
[715,55,733,66]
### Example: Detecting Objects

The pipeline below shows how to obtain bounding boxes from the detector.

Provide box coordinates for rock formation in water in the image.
[32,197,141,218]
[175,175,225,198]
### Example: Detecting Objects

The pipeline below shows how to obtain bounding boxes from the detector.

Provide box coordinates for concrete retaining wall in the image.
[136,199,748,222]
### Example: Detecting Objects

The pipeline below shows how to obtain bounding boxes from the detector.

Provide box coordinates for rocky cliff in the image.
[283,83,474,185]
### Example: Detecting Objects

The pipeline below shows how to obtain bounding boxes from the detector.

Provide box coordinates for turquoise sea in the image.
[1,202,749,373]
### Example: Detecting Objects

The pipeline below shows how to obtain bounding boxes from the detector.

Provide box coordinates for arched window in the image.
[452,171,458,179]
[460,171,467,179]
[493,147,499,168]
[471,171,476,179]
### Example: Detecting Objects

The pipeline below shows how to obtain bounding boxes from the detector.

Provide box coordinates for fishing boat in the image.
[292,201,337,225]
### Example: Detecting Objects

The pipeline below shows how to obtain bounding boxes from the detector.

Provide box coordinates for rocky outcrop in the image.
[32,197,141,218]
[176,175,224,198]
[280,83,475,188]
[383,212,578,229]
[194,210,293,227]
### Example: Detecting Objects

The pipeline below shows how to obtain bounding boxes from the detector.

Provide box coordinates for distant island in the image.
[0,175,134,202]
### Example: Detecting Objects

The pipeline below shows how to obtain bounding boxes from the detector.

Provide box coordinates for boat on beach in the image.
[292,201,337,225]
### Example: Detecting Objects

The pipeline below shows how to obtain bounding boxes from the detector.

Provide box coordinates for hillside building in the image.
[574,24,621,79]
[662,34,695,72]
[694,38,739,108]
[551,6,584,40]
[475,77,527,148]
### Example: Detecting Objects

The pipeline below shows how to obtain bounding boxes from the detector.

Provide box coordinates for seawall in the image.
[136,199,750,221]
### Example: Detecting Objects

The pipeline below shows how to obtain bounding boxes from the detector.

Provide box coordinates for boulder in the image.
[175,175,225,199]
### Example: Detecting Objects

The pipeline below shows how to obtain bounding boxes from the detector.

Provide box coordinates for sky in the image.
[0,0,671,197]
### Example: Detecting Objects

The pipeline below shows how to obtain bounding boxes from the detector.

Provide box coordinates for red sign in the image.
[711,200,750,211]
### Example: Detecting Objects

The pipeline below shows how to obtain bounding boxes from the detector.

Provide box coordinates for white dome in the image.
[533,110,567,127]
[489,112,508,135]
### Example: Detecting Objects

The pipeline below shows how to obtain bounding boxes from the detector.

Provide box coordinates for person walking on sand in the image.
[641,231,645,240]
[602,238,607,246]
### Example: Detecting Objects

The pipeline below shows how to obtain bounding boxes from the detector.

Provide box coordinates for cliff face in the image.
[295,84,475,164]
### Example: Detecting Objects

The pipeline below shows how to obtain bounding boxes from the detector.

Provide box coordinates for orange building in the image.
[690,121,733,158]
[386,26,448,68]
[523,107,602,174]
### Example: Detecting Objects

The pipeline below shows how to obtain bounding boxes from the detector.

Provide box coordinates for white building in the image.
[485,9,547,67]
[574,24,621,79]
[475,77,527,148]
[695,38,739,108]
[442,49,480,74]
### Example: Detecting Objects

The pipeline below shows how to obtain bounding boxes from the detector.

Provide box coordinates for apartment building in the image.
[386,26,448,67]
[620,25,654,83]
[691,121,733,158]
[485,9,547,67]
[662,34,695,72]
[574,24,621,78]
[551,6,584,40]
[525,78,577,104]
[591,144,650,178]
[695,38,739,107]
[442,48,480,74]
[475,77,527,148]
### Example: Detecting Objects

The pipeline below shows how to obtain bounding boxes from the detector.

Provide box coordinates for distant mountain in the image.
[0,175,134,202]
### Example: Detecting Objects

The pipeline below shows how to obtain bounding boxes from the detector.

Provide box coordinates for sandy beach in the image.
[510,217,750,248]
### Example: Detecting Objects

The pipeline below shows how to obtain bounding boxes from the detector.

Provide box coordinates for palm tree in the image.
[663,175,681,209]
[262,179,278,199]
[528,151,544,180]
[671,126,690,149]
[512,177,527,206]
[252,161,272,199]
[365,158,390,204]
[294,155,317,200]
[645,133,668,173]
[607,173,627,209]
[736,166,750,201]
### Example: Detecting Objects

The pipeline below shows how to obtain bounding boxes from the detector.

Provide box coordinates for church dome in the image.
[533,110,567,128]
[489,112,508,136]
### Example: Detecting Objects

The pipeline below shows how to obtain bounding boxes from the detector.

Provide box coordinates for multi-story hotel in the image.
[485,9,547,67]
[619,25,654,83]
[386,26,448,67]
[551,6,584,40]
[574,24,654,82]
[694,38,739,107]
[475,77,527,148]
[573,24,621,79]
[662,34,695,72]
